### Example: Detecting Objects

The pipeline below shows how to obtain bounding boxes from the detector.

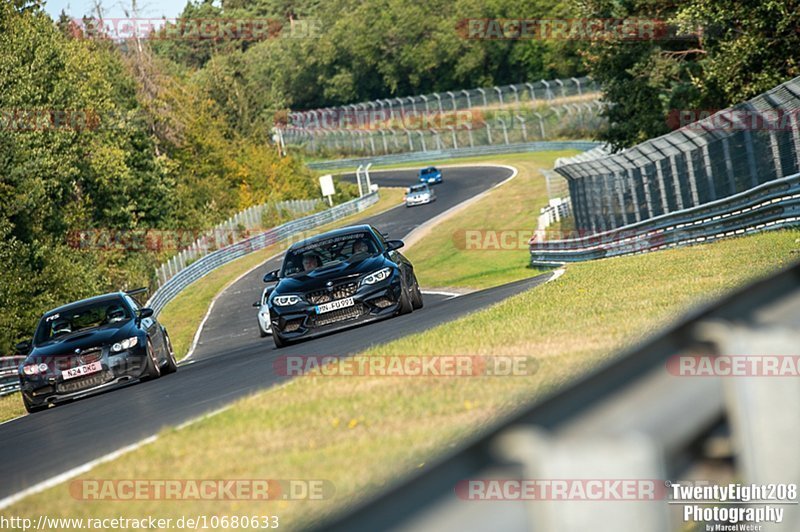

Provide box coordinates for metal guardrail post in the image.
[476,88,487,107]
[461,89,471,109]
[493,86,503,106]
[447,126,458,149]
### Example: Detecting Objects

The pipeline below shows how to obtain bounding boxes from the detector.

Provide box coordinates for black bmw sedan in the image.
[264,225,423,348]
[16,290,177,413]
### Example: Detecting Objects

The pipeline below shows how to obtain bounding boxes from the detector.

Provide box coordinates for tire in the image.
[411,277,424,309]
[23,396,47,414]
[145,338,161,379]
[161,331,178,375]
[260,328,269,338]
[398,278,413,315]
[273,331,289,348]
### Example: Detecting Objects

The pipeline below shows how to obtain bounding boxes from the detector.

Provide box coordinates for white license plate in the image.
[316,297,355,314]
[61,361,103,380]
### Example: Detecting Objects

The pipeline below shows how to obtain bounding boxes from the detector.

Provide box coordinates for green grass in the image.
[406,151,577,289]
[0,392,26,423]
[7,229,797,529]
[159,187,406,360]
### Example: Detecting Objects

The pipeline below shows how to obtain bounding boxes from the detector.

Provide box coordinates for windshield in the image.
[34,298,131,345]
[409,185,428,193]
[420,168,436,175]
[281,231,381,276]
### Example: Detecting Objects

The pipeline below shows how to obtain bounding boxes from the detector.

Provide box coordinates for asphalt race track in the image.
[0,165,551,502]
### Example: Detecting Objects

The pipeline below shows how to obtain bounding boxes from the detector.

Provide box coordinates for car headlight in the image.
[22,363,48,376]
[111,336,139,353]
[273,295,301,306]
[362,267,393,285]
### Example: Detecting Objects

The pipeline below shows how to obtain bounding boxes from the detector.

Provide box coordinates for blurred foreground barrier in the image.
[313,260,800,531]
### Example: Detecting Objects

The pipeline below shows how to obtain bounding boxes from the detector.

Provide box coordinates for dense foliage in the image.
[0,1,317,353]
[580,0,800,148]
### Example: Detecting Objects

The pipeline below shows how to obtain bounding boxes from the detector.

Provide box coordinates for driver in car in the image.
[51,318,72,337]
[105,304,126,324]
[353,238,371,255]
[302,253,322,272]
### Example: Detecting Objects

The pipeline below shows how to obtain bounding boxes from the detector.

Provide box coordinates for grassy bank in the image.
[0,393,25,423]
[7,229,797,528]
[406,151,576,289]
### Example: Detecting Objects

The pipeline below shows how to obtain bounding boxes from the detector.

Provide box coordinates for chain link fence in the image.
[554,75,800,233]
[283,77,603,156]
[154,198,322,287]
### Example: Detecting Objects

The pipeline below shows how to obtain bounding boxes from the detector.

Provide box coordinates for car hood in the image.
[407,191,430,198]
[274,255,391,294]
[28,322,137,359]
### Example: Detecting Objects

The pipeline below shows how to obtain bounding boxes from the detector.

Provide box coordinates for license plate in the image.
[316,297,355,314]
[62,361,103,380]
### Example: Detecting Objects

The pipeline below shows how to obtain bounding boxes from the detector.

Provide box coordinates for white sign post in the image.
[319,174,335,206]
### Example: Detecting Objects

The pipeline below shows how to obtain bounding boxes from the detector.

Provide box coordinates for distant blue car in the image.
[418,166,442,184]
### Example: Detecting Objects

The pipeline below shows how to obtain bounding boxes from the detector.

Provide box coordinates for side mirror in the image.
[386,239,404,251]
[15,340,31,354]
[252,301,261,308]
[263,269,279,283]
[138,308,154,319]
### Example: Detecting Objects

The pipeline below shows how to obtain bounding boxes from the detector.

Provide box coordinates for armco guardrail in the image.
[146,191,379,315]
[529,171,800,266]
[0,356,24,397]
[314,260,800,531]
[555,75,800,234]
[307,141,602,171]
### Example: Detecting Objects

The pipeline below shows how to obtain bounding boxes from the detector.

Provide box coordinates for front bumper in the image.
[406,195,433,206]
[270,277,403,342]
[20,346,150,407]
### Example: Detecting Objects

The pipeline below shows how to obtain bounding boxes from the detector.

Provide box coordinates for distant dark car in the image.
[17,290,177,413]
[264,225,423,348]
[418,166,443,184]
